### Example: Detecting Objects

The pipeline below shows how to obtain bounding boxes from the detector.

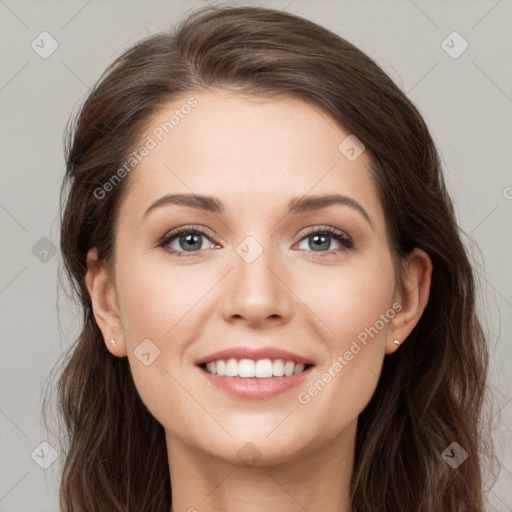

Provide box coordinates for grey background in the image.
[0,0,511,510]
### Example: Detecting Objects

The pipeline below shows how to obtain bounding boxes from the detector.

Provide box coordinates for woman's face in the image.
[89,90,423,466]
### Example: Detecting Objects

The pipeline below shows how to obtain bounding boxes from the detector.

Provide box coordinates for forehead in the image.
[120,91,384,229]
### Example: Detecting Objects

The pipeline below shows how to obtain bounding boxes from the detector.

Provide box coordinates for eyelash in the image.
[157,225,354,259]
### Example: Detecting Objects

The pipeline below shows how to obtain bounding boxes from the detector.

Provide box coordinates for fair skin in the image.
[85,90,432,512]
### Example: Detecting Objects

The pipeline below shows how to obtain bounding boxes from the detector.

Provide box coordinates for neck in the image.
[167,420,356,512]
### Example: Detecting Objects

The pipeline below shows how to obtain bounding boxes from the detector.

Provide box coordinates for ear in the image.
[385,248,432,354]
[84,247,127,357]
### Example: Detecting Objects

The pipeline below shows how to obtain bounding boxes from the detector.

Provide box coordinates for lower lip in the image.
[197,366,313,399]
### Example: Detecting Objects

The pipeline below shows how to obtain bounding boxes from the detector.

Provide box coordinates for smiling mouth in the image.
[198,358,314,378]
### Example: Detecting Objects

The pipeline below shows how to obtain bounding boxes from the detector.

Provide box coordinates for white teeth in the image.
[225,358,239,377]
[284,360,295,376]
[216,360,226,376]
[203,358,309,378]
[255,359,273,378]
[293,363,305,375]
[272,359,285,377]
[238,358,255,378]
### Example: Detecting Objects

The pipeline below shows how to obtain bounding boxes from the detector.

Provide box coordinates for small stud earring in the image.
[393,339,401,346]
[110,339,116,345]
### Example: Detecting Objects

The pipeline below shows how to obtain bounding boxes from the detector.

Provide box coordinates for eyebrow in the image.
[141,193,374,228]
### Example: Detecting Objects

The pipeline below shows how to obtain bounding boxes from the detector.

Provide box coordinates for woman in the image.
[52,4,493,511]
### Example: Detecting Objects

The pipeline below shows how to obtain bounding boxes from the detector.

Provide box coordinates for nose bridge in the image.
[221,233,292,323]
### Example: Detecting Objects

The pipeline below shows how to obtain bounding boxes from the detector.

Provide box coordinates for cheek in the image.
[293,254,396,428]
[300,252,396,350]
[113,253,211,430]
[115,250,212,343]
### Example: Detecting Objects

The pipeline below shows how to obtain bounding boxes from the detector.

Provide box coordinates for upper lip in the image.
[195,346,315,366]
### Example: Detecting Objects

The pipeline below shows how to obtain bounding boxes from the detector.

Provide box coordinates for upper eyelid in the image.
[296,225,350,238]
[162,224,350,239]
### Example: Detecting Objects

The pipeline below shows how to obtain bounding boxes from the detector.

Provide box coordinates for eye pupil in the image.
[310,234,330,251]
[182,233,202,251]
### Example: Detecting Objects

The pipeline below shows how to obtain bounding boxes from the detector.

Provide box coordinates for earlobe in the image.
[85,248,127,357]
[386,248,433,354]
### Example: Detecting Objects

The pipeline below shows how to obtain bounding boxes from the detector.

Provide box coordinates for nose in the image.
[220,239,293,328]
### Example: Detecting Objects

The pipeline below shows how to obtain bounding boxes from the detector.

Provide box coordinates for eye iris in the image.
[310,234,330,251]
[181,233,202,251]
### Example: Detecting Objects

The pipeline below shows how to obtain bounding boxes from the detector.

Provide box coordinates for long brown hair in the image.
[46,5,496,511]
